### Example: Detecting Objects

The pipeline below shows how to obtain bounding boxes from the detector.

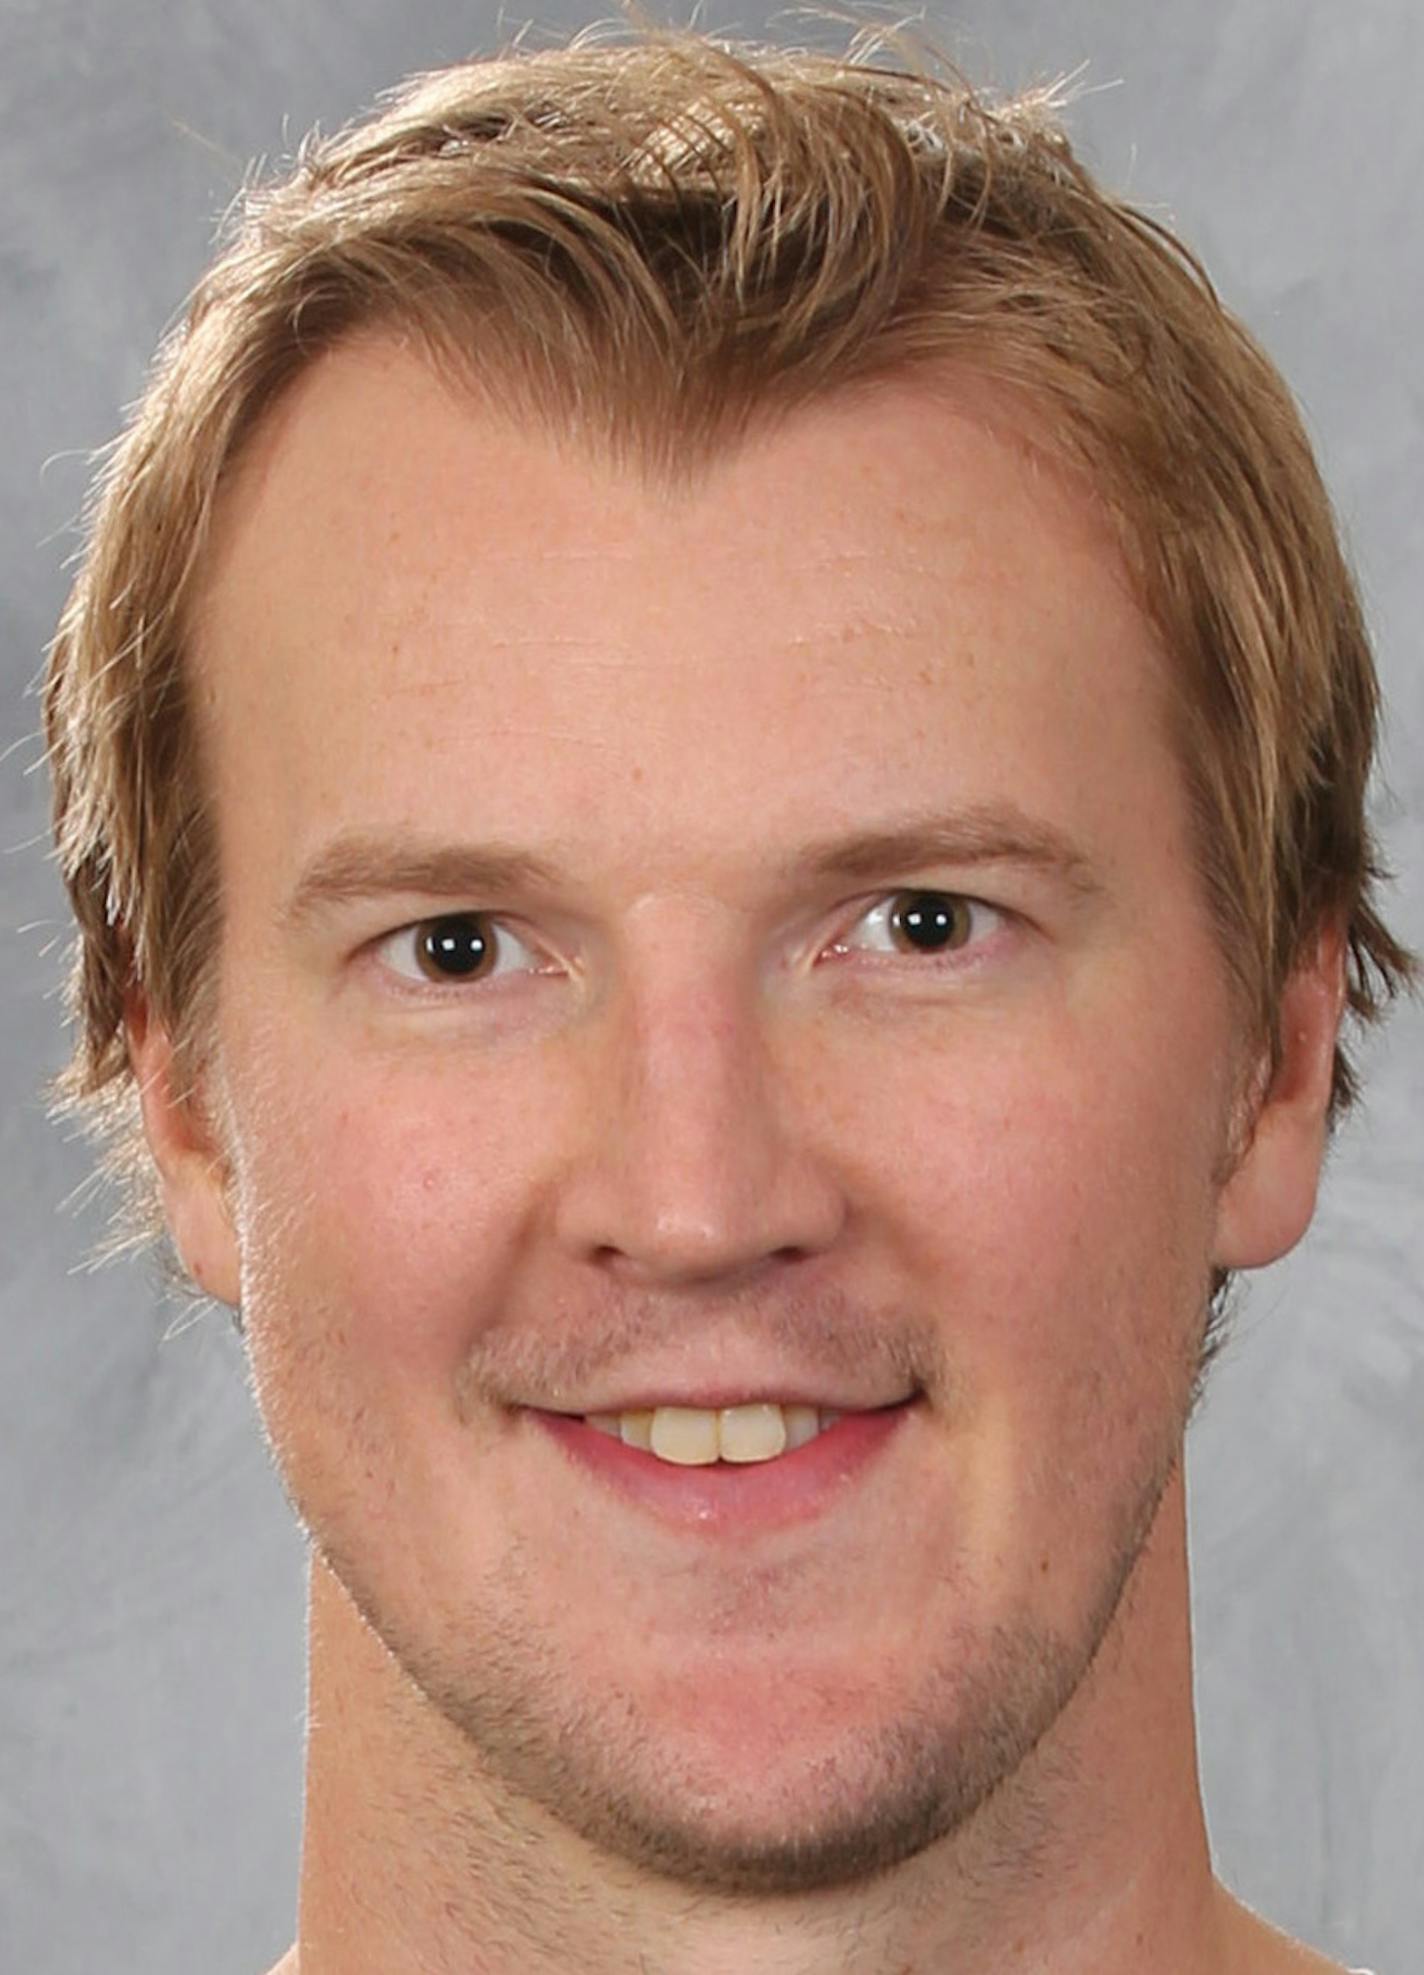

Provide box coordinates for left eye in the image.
[832,889,999,958]
[373,914,542,987]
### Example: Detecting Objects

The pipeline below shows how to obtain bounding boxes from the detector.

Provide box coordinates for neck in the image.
[288,1461,1248,1975]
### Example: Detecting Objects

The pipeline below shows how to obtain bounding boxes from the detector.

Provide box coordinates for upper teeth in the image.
[585,1401,841,1466]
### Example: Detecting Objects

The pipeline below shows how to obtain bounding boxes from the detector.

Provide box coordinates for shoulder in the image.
[265,1953,299,1975]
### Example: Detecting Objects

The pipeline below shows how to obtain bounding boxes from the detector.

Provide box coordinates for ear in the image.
[1212,925,1349,1271]
[126,993,242,1307]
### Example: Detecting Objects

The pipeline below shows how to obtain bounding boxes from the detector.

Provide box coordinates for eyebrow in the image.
[281,839,564,929]
[280,802,1104,929]
[799,806,1103,897]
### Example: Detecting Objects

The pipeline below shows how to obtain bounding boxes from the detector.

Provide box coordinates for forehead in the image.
[200,335,1134,628]
[190,337,1175,904]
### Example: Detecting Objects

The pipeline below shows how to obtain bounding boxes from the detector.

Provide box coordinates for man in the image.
[42,22,1410,1975]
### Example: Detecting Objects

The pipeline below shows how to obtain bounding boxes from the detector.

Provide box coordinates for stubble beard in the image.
[268,1266,1209,1901]
[303,1417,1184,1902]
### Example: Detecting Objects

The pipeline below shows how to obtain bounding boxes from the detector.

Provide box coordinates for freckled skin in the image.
[140,340,1346,1974]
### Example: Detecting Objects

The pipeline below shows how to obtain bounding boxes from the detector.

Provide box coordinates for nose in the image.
[551,937,847,1290]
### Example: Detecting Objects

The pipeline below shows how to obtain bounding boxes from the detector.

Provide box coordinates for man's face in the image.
[186,340,1253,1890]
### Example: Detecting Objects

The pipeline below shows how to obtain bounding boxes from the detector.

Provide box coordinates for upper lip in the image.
[538,1386,917,1416]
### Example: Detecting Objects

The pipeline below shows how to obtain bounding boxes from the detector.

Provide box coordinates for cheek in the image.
[853,1004,1226,1378]
[225,1036,551,1386]
[224,960,1231,1418]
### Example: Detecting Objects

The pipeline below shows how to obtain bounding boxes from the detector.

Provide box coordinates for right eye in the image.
[372,914,543,988]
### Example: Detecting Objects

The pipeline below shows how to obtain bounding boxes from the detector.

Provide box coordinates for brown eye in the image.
[414,915,495,981]
[887,891,974,953]
[373,912,545,992]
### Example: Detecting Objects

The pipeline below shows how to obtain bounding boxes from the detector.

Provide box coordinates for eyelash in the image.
[824,892,1004,965]
[368,890,1007,996]
[371,916,546,992]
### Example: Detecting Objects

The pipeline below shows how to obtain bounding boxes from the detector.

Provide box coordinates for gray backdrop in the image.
[2,3,1419,1972]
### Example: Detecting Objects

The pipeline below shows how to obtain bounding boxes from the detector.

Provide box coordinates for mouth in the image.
[584,1400,849,1465]
[530,1396,919,1534]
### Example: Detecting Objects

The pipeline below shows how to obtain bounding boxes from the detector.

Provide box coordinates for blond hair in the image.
[43,20,1416,1261]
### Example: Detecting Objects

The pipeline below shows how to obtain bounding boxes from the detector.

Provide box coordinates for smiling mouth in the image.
[533,1397,919,1533]
[576,1400,905,1467]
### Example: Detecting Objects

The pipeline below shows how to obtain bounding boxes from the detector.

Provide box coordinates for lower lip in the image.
[531,1402,915,1534]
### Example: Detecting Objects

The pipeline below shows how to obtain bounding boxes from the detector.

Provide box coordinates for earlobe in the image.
[1212,926,1348,1272]
[126,994,242,1307]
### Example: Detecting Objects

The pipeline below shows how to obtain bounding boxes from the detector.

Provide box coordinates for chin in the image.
[400,1603,1087,1898]
[314,1482,1111,1900]
[567,1766,966,1897]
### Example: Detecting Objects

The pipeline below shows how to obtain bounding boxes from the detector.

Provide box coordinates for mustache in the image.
[457,1279,949,1412]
